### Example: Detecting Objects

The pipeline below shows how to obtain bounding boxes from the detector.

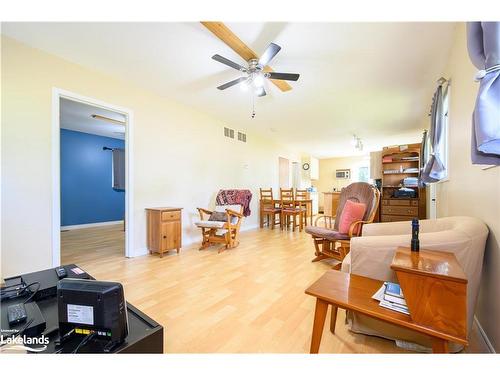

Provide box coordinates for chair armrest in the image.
[348,220,372,237]
[197,208,213,220]
[349,229,476,281]
[226,209,244,218]
[349,234,411,282]
[225,209,243,228]
[361,220,412,237]
[314,215,336,228]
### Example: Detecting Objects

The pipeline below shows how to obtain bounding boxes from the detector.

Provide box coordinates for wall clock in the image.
[302,163,310,171]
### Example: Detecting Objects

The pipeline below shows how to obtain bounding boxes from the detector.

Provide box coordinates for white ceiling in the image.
[3,22,456,157]
[60,98,126,139]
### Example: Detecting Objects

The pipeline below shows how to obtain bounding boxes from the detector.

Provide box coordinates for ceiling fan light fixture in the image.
[240,80,249,92]
[253,74,264,88]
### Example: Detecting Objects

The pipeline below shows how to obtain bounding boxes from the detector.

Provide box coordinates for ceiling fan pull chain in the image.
[251,93,256,119]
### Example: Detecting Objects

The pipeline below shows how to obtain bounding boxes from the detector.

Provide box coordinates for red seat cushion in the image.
[338,200,367,234]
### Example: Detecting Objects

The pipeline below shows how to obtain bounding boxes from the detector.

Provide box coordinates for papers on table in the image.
[372,282,410,315]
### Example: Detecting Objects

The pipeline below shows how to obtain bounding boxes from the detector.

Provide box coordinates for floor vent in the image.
[238,131,247,143]
[224,127,235,139]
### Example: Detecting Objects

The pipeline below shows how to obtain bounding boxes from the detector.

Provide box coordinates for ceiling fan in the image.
[201,22,300,97]
[212,43,299,97]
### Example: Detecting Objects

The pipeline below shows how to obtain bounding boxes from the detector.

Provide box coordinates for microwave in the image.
[335,169,350,179]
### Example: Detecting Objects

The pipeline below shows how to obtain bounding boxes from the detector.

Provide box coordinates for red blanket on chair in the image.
[215,189,253,217]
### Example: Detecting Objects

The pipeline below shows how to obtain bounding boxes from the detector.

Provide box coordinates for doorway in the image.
[279,157,290,188]
[51,89,134,266]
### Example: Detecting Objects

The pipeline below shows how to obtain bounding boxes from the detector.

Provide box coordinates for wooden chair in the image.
[259,188,281,229]
[279,188,304,232]
[294,189,310,227]
[195,204,244,253]
[305,182,380,269]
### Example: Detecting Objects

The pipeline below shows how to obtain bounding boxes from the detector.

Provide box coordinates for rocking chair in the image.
[305,182,380,269]
[195,204,244,253]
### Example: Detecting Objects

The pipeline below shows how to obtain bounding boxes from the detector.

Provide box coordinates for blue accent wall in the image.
[60,129,125,226]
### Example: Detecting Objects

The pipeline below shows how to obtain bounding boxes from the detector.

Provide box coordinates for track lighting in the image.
[350,135,363,151]
[350,135,358,146]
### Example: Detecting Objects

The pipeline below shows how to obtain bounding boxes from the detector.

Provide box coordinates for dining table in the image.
[259,198,314,227]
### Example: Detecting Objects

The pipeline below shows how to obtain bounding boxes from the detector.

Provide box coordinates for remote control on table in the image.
[55,267,67,279]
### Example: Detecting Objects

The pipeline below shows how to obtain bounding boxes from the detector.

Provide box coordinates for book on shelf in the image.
[401,156,419,161]
[403,167,419,173]
[372,282,410,315]
[383,169,401,174]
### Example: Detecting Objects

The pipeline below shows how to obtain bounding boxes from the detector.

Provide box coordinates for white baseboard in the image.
[61,220,124,231]
[474,315,496,353]
[131,248,149,257]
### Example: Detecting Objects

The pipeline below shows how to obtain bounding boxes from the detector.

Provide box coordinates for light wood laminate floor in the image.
[61,224,489,353]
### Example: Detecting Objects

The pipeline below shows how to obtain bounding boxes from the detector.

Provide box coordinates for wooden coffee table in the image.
[305,269,468,353]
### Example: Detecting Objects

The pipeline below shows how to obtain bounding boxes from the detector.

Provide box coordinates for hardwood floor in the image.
[61,224,490,353]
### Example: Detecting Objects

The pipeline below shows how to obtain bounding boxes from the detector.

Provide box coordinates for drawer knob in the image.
[163,235,166,239]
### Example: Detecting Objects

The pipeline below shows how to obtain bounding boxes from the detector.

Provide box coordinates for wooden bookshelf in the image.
[380,143,426,222]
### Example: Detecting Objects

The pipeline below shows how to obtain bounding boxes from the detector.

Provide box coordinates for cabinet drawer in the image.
[388,199,411,206]
[381,206,418,216]
[411,200,419,206]
[381,214,414,222]
[162,211,180,221]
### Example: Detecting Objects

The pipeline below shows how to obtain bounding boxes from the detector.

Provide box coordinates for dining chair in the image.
[294,189,310,227]
[279,188,303,232]
[259,188,281,229]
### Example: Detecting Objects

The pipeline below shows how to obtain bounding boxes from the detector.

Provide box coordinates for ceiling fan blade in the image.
[212,54,246,72]
[217,77,248,90]
[267,72,300,81]
[201,22,292,92]
[202,22,256,61]
[256,87,266,97]
[259,43,282,66]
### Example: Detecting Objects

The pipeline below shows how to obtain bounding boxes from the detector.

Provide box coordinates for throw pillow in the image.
[208,211,228,222]
[338,200,367,234]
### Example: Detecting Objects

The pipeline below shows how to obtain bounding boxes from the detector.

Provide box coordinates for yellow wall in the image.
[313,155,370,210]
[434,24,500,350]
[0,36,301,278]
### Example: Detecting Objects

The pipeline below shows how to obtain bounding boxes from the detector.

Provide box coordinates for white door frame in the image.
[51,88,134,266]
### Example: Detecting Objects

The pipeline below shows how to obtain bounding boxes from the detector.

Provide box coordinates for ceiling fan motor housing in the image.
[248,58,263,73]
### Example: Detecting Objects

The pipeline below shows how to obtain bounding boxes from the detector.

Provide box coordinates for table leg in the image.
[310,298,329,353]
[330,305,338,334]
[431,338,449,353]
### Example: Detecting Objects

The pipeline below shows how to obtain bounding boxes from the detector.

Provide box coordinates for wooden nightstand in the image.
[146,207,182,257]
